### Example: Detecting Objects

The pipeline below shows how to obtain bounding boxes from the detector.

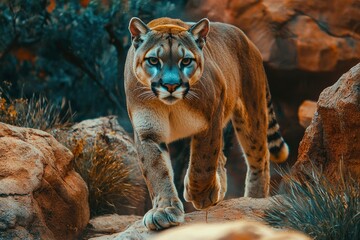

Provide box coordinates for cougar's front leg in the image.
[183,125,227,210]
[132,114,184,230]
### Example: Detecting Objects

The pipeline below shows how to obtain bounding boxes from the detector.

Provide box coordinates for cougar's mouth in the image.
[163,95,178,103]
[151,82,190,105]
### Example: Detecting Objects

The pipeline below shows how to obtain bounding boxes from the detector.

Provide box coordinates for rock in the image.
[83,214,142,239]
[0,123,89,240]
[52,116,137,164]
[154,220,311,240]
[52,116,147,216]
[294,63,360,181]
[95,197,277,240]
[298,100,317,128]
[185,0,360,72]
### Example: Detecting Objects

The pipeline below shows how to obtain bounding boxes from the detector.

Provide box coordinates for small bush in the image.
[264,163,360,240]
[0,93,74,131]
[71,136,144,217]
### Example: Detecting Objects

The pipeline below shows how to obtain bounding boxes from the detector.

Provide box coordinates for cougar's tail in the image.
[266,84,289,163]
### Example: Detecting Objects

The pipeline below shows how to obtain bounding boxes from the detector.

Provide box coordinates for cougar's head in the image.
[128,17,210,105]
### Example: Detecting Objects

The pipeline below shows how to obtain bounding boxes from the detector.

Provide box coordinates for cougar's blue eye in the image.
[147,57,159,66]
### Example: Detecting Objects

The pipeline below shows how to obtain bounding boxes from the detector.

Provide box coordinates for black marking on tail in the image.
[267,131,282,142]
[266,82,285,156]
[269,141,285,154]
[268,118,277,129]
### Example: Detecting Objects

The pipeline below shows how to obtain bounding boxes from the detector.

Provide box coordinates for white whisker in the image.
[138,90,156,101]
[138,91,151,98]
[134,86,151,92]
[185,90,199,101]
[188,90,199,100]
[194,78,208,98]
[198,78,206,89]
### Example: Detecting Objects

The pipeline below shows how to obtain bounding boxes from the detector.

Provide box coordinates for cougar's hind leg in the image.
[231,100,270,198]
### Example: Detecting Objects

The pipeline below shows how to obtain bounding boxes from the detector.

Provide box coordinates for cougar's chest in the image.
[167,103,208,143]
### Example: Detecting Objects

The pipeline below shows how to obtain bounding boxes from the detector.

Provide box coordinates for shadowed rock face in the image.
[294,63,360,181]
[0,123,89,240]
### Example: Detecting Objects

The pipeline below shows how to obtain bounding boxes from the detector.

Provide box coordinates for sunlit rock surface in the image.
[0,123,89,240]
[294,63,360,181]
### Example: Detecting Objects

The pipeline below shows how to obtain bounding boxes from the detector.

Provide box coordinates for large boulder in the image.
[294,63,360,181]
[0,123,89,240]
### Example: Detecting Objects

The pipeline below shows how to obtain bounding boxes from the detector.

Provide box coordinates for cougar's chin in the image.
[160,96,181,105]
[155,85,188,105]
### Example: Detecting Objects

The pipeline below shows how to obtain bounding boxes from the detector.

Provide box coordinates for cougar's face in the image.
[129,18,209,105]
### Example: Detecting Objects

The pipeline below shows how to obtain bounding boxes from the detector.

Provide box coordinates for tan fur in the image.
[125,17,288,230]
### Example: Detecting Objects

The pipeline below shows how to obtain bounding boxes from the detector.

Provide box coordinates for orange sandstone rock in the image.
[294,63,360,181]
[0,123,89,240]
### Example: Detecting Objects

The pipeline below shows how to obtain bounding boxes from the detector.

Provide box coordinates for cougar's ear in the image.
[129,17,150,48]
[188,18,210,49]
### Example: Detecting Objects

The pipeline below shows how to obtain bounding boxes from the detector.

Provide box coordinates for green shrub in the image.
[264,163,360,240]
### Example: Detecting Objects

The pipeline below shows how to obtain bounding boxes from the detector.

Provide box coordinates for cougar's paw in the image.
[143,197,184,230]
[183,173,223,210]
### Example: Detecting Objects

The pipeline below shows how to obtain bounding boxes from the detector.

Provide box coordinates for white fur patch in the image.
[267,123,279,135]
[157,85,187,105]
[267,137,284,149]
[132,110,169,141]
[168,103,207,142]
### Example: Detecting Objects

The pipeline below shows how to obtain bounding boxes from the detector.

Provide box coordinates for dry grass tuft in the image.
[71,136,145,217]
[0,94,74,131]
[264,162,360,240]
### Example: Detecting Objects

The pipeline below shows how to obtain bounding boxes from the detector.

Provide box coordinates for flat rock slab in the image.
[84,215,142,239]
[89,197,275,240]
